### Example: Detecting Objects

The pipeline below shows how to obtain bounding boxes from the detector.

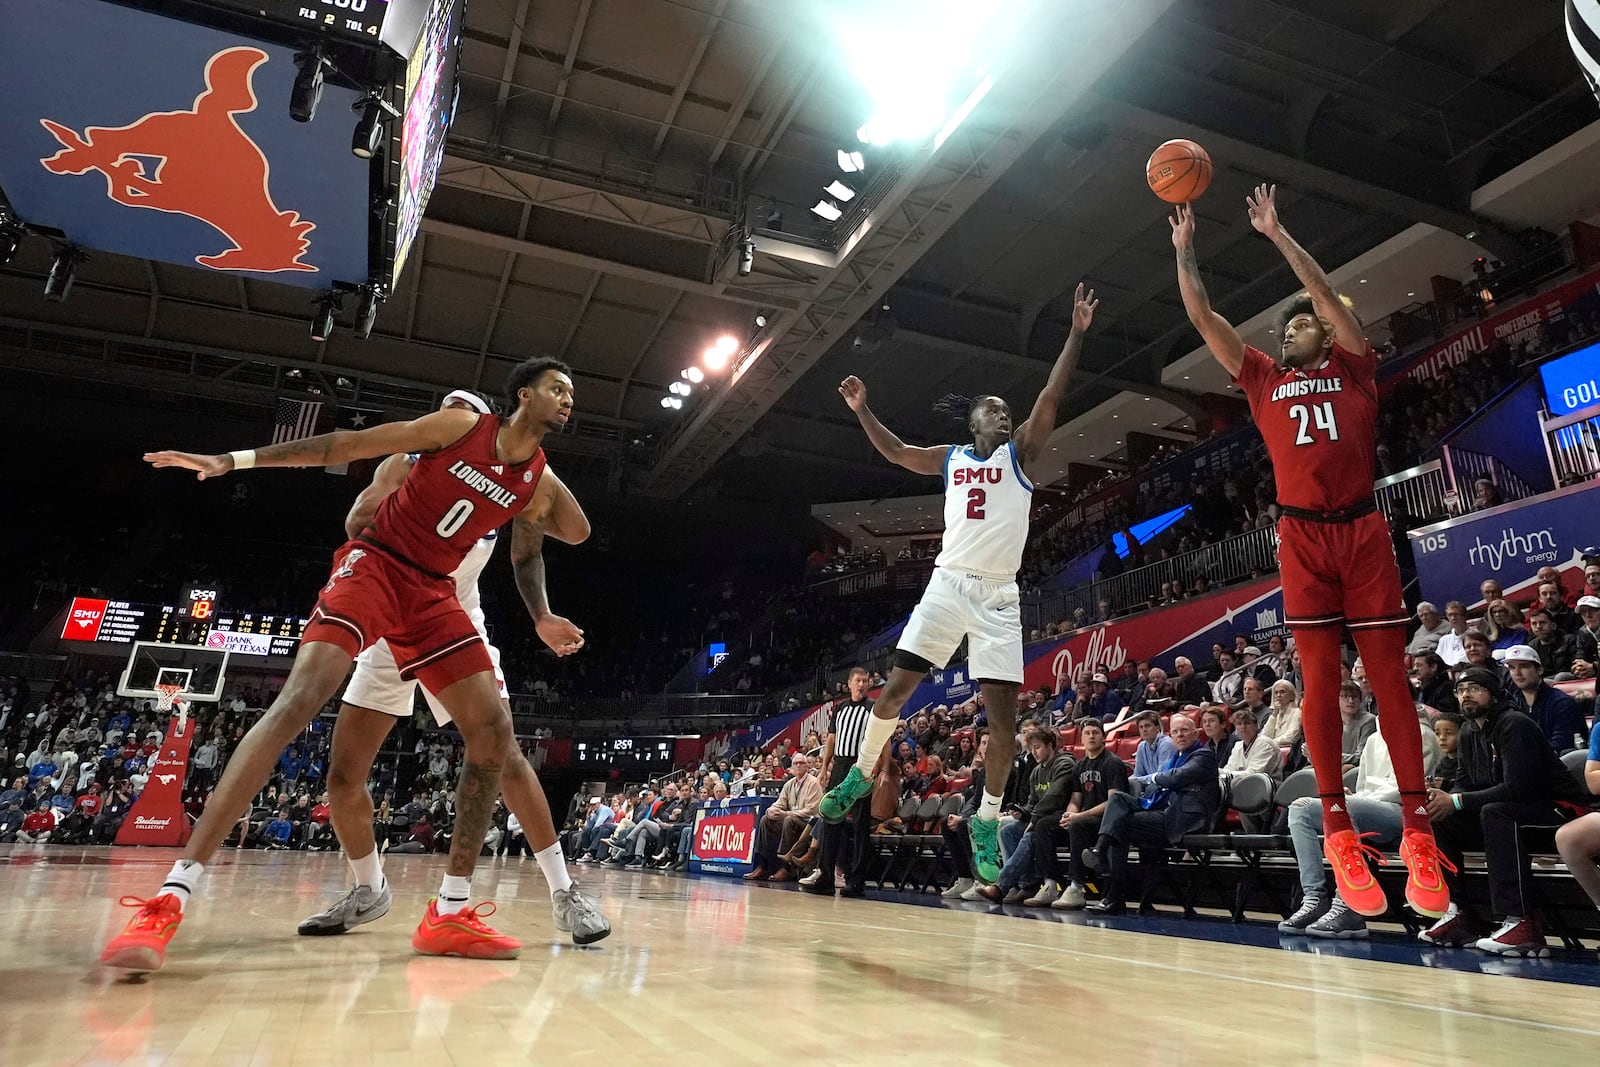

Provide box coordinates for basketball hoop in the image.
[156,683,188,737]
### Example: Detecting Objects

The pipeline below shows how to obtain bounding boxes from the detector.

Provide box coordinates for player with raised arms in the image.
[294,388,609,947]
[102,357,587,971]
[1170,186,1451,920]
[817,285,1099,886]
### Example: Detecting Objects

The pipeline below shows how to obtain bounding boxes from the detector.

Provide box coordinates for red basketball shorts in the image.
[1276,511,1410,632]
[302,541,493,695]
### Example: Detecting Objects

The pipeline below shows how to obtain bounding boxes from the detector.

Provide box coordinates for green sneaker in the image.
[969,816,1001,884]
[820,765,873,823]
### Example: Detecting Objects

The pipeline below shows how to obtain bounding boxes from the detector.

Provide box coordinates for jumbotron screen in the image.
[392,0,463,282]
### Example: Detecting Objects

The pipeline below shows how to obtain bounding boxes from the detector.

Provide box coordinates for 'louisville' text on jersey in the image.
[1268,377,1344,403]
[446,460,519,508]
[951,467,1004,485]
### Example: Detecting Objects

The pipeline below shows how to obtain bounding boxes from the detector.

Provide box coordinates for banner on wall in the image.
[1380,267,1600,394]
[755,576,1287,754]
[689,796,774,877]
[1409,482,1599,609]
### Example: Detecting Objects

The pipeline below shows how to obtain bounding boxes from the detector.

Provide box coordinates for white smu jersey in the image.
[935,441,1033,579]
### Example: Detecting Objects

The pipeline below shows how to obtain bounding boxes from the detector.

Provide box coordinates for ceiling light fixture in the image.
[811,199,843,222]
[683,366,705,383]
[838,149,866,173]
[824,180,856,202]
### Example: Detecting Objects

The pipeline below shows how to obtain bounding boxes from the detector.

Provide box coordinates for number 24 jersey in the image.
[1235,342,1379,514]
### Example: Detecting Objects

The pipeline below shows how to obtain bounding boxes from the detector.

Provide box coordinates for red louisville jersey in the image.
[1234,342,1379,513]
[366,414,545,576]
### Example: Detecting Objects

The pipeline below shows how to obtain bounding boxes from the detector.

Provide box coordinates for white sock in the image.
[976,791,1003,822]
[348,849,385,891]
[852,713,900,774]
[438,873,471,914]
[533,842,573,896]
[160,859,204,912]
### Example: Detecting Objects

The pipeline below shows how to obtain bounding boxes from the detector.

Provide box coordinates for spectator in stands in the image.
[1204,643,1226,684]
[1337,680,1378,771]
[976,725,1075,905]
[1407,602,1451,655]
[1536,581,1580,636]
[17,799,55,844]
[1039,719,1129,911]
[745,754,821,883]
[1241,646,1278,690]
[1421,666,1590,956]
[1412,653,1459,717]
[1075,673,1123,723]
[1131,711,1176,776]
[1081,714,1220,914]
[940,731,992,901]
[1199,706,1236,767]
[601,787,660,865]
[1457,630,1512,697]
[1502,644,1586,753]
[1218,707,1282,796]
[0,796,23,843]
[1575,596,1600,679]
[574,796,616,861]
[1526,608,1577,680]
[1280,706,1444,940]
[1553,727,1600,934]
[1172,657,1210,706]
[1479,580,1505,610]
[1114,662,1144,702]
[1471,479,1505,512]
[645,786,692,867]
[1262,680,1303,750]
[1435,602,1472,668]
[1129,668,1177,719]
[1213,650,1245,706]
[1237,677,1271,725]
[262,808,293,850]
[1431,713,1463,791]
[1484,600,1529,650]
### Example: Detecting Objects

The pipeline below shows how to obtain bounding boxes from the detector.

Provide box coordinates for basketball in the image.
[1146,139,1213,203]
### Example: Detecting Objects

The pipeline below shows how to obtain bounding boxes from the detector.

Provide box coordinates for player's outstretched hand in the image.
[838,375,867,411]
[1246,183,1281,237]
[144,450,232,480]
[1169,202,1195,250]
[1072,283,1099,332]
[536,614,585,657]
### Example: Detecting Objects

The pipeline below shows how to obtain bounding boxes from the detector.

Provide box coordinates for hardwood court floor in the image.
[3,846,1598,1066]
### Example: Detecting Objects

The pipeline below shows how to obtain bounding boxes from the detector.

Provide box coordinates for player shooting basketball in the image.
[1170,186,1450,922]
[103,357,588,971]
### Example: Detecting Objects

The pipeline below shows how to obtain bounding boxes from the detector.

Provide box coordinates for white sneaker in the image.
[942,877,975,900]
[1023,883,1062,907]
[799,868,824,887]
[959,882,989,901]
[1052,883,1086,910]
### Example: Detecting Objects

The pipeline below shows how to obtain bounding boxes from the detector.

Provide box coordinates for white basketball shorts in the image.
[897,567,1024,684]
[342,628,507,726]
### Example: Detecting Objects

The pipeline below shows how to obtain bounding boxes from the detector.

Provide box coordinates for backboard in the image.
[118,641,228,703]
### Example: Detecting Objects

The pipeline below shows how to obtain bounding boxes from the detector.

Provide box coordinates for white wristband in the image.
[229,449,257,471]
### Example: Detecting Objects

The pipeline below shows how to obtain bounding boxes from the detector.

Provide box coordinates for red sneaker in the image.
[100,894,184,971]
[411,899,522,960]
[1322,829,1389,917]
[1399,828,1455,918]
[1475,917,1549,958]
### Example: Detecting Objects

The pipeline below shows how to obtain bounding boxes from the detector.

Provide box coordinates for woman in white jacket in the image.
[1261,680,1303,749]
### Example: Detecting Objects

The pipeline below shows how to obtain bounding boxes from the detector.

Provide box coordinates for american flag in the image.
[1571,0,1600,106]
[272,396,324,444]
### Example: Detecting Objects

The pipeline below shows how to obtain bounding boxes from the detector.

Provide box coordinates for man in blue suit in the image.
[1080,712,1220,914]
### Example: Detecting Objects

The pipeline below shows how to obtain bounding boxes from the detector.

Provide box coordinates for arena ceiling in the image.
[1,0,1592,506]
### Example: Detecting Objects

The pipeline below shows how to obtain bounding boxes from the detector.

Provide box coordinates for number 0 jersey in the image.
[935,440,1033,580]
[1235,342,1379,513]
[364,414,545,578]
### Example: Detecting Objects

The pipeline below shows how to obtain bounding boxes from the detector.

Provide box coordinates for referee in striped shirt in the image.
[802,667,876,896]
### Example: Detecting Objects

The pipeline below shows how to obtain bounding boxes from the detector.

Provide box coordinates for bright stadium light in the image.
[824,180,857,201]
[811,199,843,222]
[670,381,690,396]
[714,335,739,355]
[837,149,865,173]
[703,345,732,372]
[683,366,706,383]
[669,396,684,410]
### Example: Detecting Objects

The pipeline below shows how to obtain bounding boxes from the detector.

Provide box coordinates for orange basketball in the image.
[1146,139,1213,203]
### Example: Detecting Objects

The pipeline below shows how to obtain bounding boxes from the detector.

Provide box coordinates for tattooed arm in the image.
[510,484,585,656]
[1171,203,1245,377]
[1246,183,1366,352]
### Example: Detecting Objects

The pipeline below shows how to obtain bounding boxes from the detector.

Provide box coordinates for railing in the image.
[1374,461,1452,525]
[1024,524,1280,633]
[1539,401,1600,488]
[1442,445,1540,503]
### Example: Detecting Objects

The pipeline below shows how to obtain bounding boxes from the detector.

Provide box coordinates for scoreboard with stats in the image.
[573,738,676,769]
[61,595,308,657]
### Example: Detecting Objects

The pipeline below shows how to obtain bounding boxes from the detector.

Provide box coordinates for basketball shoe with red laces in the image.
[1322,828,1389,917]
[411,899,522,960]
[100,894,184,971]
[1399,828,1454,918]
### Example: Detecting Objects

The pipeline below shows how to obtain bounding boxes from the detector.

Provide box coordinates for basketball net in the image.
[156,683,187,737]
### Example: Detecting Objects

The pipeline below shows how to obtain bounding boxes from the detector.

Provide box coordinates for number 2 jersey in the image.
[361,413,546,578]
[935,440,1033,580]
[1235,342,1379,514]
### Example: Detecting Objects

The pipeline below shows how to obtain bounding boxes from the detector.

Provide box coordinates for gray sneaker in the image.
[1277,891,1330,935]
[1306,896,1369,940]
[552,882,612,946]
[297,881,393,936]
